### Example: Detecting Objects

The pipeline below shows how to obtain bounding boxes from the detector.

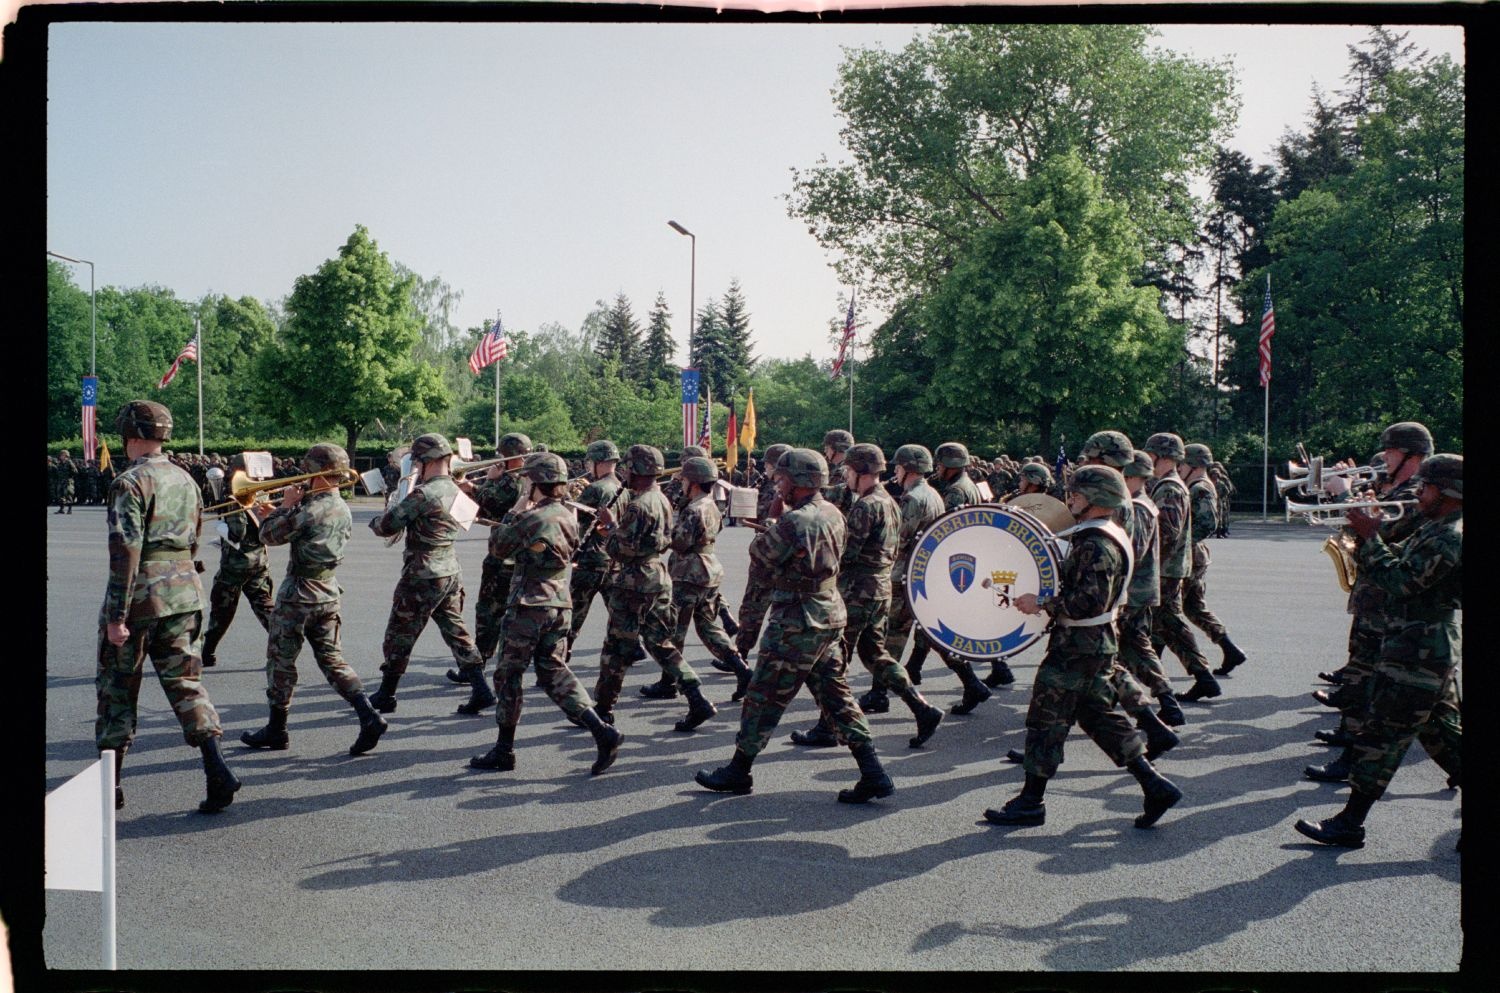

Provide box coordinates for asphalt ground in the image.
[40,502,1464,976]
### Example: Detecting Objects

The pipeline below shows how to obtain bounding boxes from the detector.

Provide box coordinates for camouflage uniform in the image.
[472,470,526,661]
[569,471,623,640]
[886,475,946,662]
[1148,469,1212,680]
[734,450,789,658]
[668,488,741,670]
[200,506,275,666]
[1183,474,1228,643]
[52,455,78,513]
[1118,487,1173,699]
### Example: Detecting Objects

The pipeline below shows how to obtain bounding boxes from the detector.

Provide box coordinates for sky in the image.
[43,15,1465,365]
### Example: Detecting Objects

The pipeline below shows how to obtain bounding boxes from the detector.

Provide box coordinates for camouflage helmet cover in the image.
[777,448,829,488]
[761,443,791,469]
[1379,421,1434,456]
[1020,462,1053,488]
[1069,464,1131,510]
[1080,430,1134,468]
[843,443,886,475]
[303,443,350,473]
[822,429,854,454]
[523,451,569,484]
[625,444,665,477]
[680,444,709,461]
[585,439,621,463]
[1123,449,1155,479]
[935,441,970,468]
[892,444,934,474]
[1143,432,1186,461]
[1183,443,1214,468]
[1415,453,1462,499]
[680,456,719,485]
[115,400,173,442]
[410,433,453,463]
[498,432,533,458]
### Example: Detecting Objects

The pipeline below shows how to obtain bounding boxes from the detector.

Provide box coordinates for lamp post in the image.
[667,220,695,365]
[47,250,95,375]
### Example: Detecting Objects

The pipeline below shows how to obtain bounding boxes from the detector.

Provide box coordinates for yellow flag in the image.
[738,388,757,457]
[98,439,112,473]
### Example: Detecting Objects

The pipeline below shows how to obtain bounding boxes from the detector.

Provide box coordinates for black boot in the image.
[1317,667,1347,685]
[1305,747,1353,783]
[674,683,717,732]
[579,709,623,775]
[456,667,496,716]
[1127,755,1182,828]
[949,660,992,715]
[469,724,516,771]
[790,713,839,747]
[1212,635,1247,676]
[368,672,401,713]
[838,742,895,803]
[1178,672,1222,703]
[1294,788,1376,848]
[240,705,290,750]
[859,684,891,713]
[984,773,1047,825]
[201,650,217,669]
[695,749,754,794]
[108,749,125,810]
[1135,708,1180,761]
[899,687,944,748]
[1311,687,1344,709]
[349,693,388,755]
[1156,691,1187,728]
[730,655,753,703]
[1005,748,1026,764]
[719,604,740,638]
[640,672,680,699]
[904,638,929,685]
[982,659,1016,688]
[198,738,241,813]
[1314,723,1352,747]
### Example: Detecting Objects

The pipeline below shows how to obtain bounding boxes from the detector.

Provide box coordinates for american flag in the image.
[830,289,856,379]
[157,333,198,389]
[468,317,509,375]
[81,376,97,460]
[681,368,700,450]
[1258,276,1276,389]
[697,398,712,449]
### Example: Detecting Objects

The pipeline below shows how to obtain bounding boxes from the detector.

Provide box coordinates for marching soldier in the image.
[96,401,239,814]
[1294,453,1462,848]
[468,453,623,775]
[1143,432,1222,703]
[983,466,1181,829]
[821,429,856,517]
[591,444,718,732]
[1014,462,1052,497]
[566,439,624,652]
[1210,461,1235,538]
[883,444,945,692]
[695,449,895,803]
[733,443,791,662]
[1181,444,1248,675]
[1121,450,1186,727]
[792,444,943,749]
[239,444,387,756]
[366,433,488,714]
[199,454,276,669]
[52,449,77,514]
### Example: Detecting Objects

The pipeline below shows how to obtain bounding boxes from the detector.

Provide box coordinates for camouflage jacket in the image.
[474,471,526,564]
[1356,507,1462,662]
[1188,476,1220,545]
[605,484,673,594]
[752,491,846,631]
[573,474,623,572]
[100,453,205,624]
[821,475,855,517]
[259,489,350,605]
[368,474,464,579]
[756,476,780,520]
[669,492,725,589]
[1147,471,1192,579]
[215,503,269,575]
[1348,476,1424,617]
[896,477,946,584]
[491,496,579,609]
[1041,527,1129,657]
[840,484,899,601]
[1125,493,1161,607]
[937,471,983,512]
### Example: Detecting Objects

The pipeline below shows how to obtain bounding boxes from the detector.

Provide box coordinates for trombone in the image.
[205,467,360,519]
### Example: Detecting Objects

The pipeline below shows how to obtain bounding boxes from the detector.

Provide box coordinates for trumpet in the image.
[205,467,360,519]
[1285,497,1418,527]
[1276,457,1383,497]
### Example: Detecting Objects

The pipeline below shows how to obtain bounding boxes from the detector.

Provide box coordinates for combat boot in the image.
[859,685,890,713]
[579,709,623,775]
[1005,748,1026,764]
[639,673,680,699]
[1127,755,1182,828]
[1135,708,1180,761]
[201,652,217,669]
[1311,687,1343,709]
[790,713,839,747]
[1317,667,1348,685]
[1304,747,1352,783]
[1294,788,1375,849]
[240,705,290,750]
[695,749,754,794]
[898,687,943,748]
[1213,635,1247,676]
[349,693,388,755]
[905,638,930,685]
[368,672,402,714]
[1178,672,1222,703]
[469,724,517,771]
[949,660,992,715]
[838,742,895,804]
[198,738,241,813]
[1156,691,1187,728]
[1314,725,1352,747]
[984,773,1047,825]
[729,654,754,702]
[455,667,496,716]
[674,683,717,732]
[719,604,739,638]
[982,659,1016,688]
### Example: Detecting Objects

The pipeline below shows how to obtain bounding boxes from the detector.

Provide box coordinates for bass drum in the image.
[905,503,1067,660]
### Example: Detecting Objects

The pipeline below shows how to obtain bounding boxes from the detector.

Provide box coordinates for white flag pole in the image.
[100,748,117,970]
[195,316,204,457]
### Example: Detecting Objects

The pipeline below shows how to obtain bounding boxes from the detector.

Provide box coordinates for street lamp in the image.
[667,220,695,364]
[47,250,96,375]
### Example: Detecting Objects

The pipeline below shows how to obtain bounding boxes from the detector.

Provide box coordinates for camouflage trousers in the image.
[264,599,365,710]
[1152,577,1210,677]
[1107,660,1153,716]
[734,569,776,659]
[473,555,515,661]
[736,613,870,759]
[1349,649,1462,796]
[54,480,76,508]
[671,581,740,666]
[202,562,275,659]
[1021,649,1144,779]
[886,580,917,661]
[96,610,221,752]
[569,566,614,640]
[1117,605,1172,697]
[380,573,484,676]
[1328,611,1384,735]
[494,605,592,730]
[842,592,912,694]
[1182,543,1228,645]
[594,584,699,712]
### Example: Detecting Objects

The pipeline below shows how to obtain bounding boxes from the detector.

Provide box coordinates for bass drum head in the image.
[1005,492,1076,533]
[905,504,1063,660]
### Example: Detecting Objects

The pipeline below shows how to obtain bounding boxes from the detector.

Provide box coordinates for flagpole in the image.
[1261,273,1270,522]
[100,748,116,970]
[848,356,855,435]
[492,313,502,448]
[195,316,204,456]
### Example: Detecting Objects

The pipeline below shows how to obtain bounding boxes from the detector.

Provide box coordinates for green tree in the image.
[47,261,93,441]
[717,279,756,391]
[639,292,678,386]
[595,292,643,379]
[257,225,449,453]
[197,293,278,438]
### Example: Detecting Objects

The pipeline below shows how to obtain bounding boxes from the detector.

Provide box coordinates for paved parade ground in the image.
[40,503,1463,977]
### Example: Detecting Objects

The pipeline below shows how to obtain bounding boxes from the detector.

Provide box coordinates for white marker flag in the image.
[45,755,107,892]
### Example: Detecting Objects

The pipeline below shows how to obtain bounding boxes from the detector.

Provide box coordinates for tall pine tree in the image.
[640,291,677,386]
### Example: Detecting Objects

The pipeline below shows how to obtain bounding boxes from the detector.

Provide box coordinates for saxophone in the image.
[1322,531,1358,593]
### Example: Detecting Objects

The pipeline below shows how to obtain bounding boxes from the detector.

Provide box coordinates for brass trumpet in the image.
[1285,497,1417,527]
[205,467,359,518]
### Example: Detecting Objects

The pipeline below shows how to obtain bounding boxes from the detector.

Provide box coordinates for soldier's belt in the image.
[140,549,192,562]
[291,566,336,581]
[1385,605,1458,622]
[1056,609,1121,628]
[770,576,837,594]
